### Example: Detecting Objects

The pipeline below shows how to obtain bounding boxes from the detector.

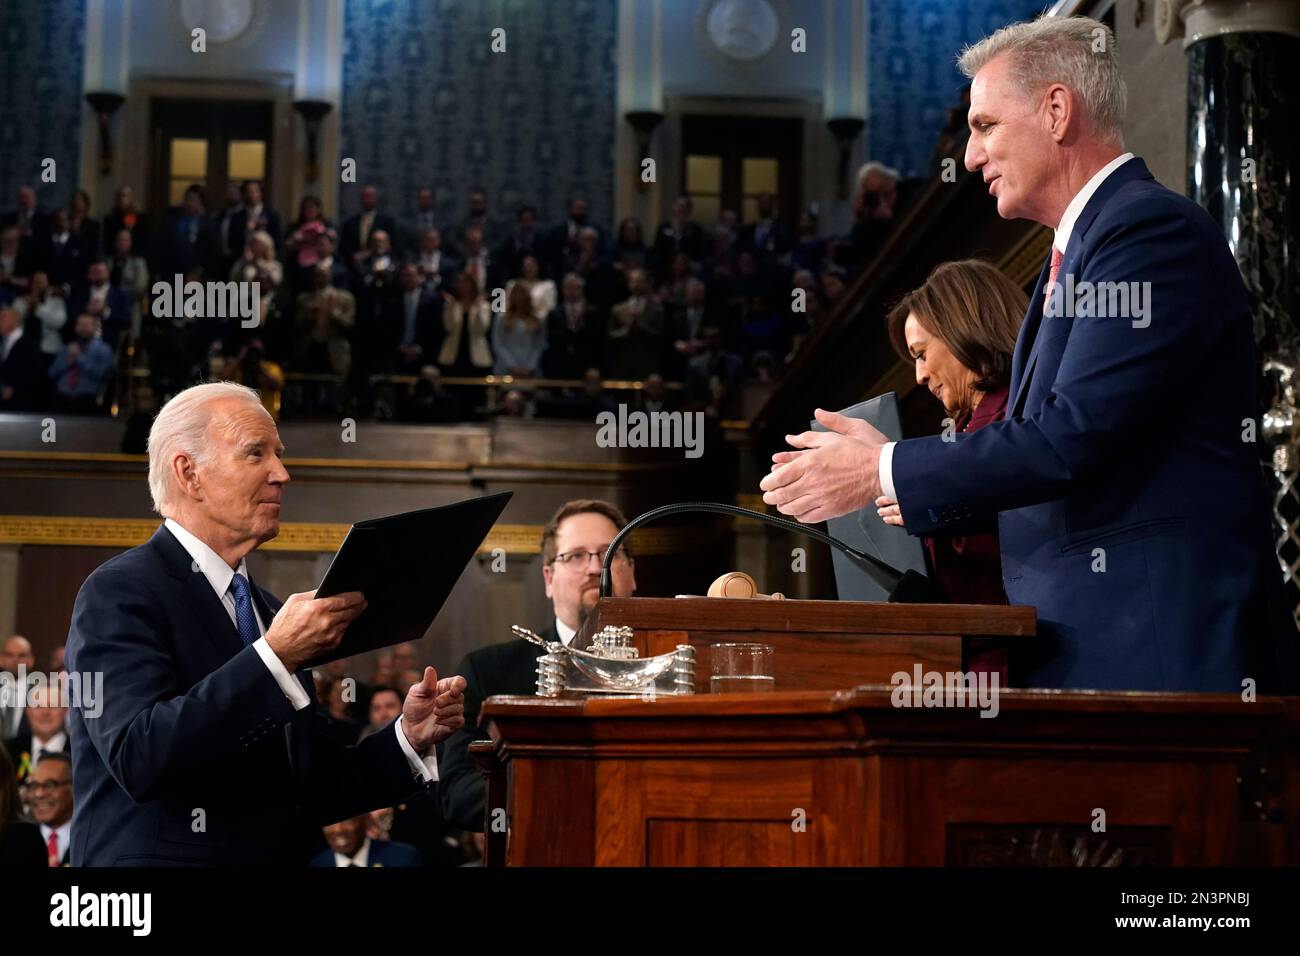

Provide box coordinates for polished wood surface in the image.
[590,596,1035,690]
[483,689,1300,866]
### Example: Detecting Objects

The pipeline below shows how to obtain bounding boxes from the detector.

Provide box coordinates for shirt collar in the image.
[1053,152,1134,254]
[555,617,577,647]
[40,820,71,851]
[33,730,67,754]
[164,518,250,603]
[335,837,371,867]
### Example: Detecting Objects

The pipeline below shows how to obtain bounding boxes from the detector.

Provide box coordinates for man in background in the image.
[311,811,422,867]
[440,499,637,833]
[29,752,73,866]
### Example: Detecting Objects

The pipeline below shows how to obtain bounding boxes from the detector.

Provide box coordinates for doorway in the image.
[148,98,274,214]
[680,115,803,226]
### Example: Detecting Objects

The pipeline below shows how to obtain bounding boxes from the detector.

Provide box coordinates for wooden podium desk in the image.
[479,688,1300,867]
[588,597,1037,689]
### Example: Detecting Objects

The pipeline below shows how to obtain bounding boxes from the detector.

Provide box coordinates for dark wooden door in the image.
[680,114,802,226]
[148,98,273,215]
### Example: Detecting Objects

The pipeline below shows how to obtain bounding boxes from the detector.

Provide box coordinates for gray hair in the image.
[957,15,1126,146]
[147,382,267,516]
[857,161,899,184]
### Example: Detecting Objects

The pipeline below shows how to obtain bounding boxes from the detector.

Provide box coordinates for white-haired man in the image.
[65,382,467,865]
[762,16,1298,692]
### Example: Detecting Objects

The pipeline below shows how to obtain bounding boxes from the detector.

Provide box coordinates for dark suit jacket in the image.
[0,330,45,410]
[227,205,283,256]
[893,157,1300,692]
[156,209,220,279]
[339,211,398,263]
[738,218,792,257]
[0,821,46,867]
[66,284,132,347]
[383,289,442,372]
[65,525,430,865]
[36,232,89,289]
[3,729,67,782]
[651,219,707,267]
[101,209,149,257]
[309,837,422,867]
[439,624,555,832]
[542,303,603,379]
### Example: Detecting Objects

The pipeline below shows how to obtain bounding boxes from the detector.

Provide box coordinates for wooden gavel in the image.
[707,571,785,600]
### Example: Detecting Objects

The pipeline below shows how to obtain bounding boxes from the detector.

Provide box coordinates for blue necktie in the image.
[228,573,261,647]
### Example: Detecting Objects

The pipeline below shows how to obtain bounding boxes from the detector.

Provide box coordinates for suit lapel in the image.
[1008,157,1152,417]
[150,526,246,661]
[1008,254,1053,415]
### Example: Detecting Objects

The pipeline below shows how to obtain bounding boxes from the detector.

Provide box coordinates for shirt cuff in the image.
[252,637,311,711]
[394,715,439,783]
[879,441,898,500]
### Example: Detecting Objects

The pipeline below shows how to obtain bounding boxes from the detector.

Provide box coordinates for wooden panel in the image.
[644,629,960,690]
[487,687,1298,867]
[508,758,596,866]
[648,820,814,866]
[16,545,125,667]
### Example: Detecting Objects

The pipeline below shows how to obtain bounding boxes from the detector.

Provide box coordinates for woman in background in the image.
[876,258,1025,619]
[492,282,546,378]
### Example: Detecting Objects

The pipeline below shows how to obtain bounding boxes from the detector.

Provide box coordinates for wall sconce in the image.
[293,99,334,184]
[624,110,665,193]
[826,116,866,199]
[85,91,126,176]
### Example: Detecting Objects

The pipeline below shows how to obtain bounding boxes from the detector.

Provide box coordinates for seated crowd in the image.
[0,166,915,422]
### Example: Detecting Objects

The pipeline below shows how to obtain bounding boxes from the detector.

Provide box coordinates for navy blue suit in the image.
[309,838,423,867]
[65,525,429,865]
[893,157,1298,692]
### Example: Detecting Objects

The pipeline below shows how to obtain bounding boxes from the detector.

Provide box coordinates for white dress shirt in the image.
[163,518,437,781]
[30,729,67,764]
[333,837,371,867]
[555,617,577,647]
[40,821,72,864]
[878,153,1135,500]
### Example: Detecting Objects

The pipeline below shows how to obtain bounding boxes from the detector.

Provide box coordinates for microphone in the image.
[598,501,938,603]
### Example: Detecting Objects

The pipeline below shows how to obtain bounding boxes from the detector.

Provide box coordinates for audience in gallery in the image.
[0,137,932,421]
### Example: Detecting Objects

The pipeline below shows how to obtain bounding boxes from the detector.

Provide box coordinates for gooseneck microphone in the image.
[598,501,937,603]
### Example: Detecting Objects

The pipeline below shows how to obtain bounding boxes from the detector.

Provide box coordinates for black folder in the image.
[308,491,513,667]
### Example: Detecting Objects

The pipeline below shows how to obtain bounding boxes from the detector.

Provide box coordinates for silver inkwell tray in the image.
[512,625,696,697]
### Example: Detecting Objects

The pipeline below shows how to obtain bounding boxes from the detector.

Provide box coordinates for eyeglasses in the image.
[26,780,71,794]
[551,547,631,571]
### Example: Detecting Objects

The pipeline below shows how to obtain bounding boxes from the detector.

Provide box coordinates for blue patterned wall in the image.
[340,0,618,230]
[868,0,1045,178]
[0,0,86,211]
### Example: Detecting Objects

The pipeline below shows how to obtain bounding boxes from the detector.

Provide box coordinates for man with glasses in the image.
[29,752,73,866]
[440,499,637,835]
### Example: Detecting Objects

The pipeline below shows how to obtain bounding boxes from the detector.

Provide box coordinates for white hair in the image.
[957,15,1126,146]
[857,161,899,184]
[147,382,267,516]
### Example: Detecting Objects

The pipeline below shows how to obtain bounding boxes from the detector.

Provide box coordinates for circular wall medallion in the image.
[705,0,780,62]
[177,0,257,45]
